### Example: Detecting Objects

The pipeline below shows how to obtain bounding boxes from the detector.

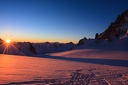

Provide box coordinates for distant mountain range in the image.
[0,41,75,55]
[0,9,128,55]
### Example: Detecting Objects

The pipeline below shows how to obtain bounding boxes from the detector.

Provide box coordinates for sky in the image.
[0,0,128,43]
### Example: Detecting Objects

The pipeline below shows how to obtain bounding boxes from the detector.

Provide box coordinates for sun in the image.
[5,39,11,44]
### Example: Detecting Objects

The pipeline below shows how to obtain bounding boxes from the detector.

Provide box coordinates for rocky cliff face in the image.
[98,10,128,40]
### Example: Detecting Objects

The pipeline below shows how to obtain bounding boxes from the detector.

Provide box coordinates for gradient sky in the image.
[0,0,128,43]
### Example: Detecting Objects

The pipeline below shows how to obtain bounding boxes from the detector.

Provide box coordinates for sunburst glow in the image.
[5,39,11,44]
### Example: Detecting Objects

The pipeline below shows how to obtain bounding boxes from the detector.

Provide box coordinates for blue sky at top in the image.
[0,0,128,43]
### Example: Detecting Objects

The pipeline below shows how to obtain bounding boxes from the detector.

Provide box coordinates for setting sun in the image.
[6,39,11,44]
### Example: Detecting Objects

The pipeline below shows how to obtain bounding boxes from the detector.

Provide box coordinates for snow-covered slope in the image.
[0,49,128,85]
[0,41,75,55]
[75,37,128,51]
[75,10,128,51]
[50,49,128,61]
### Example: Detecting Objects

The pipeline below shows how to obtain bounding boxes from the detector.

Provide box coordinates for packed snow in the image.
[0,49,128,85]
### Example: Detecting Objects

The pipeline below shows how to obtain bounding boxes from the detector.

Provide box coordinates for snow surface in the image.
[0,49,128,85]
[74,37,128,51]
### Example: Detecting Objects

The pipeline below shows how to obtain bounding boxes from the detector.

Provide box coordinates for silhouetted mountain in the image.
[95,33,99,39]
[77,37,87,46]
[29,42,37,54]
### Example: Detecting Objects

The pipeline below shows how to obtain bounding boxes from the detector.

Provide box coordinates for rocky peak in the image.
[77,37,87,45]
[98,9,128,40]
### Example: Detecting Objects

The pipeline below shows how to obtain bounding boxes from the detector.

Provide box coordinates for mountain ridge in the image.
[0,9,128,55]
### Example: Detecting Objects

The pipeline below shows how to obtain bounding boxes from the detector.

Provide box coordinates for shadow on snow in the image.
[36,55,128,67]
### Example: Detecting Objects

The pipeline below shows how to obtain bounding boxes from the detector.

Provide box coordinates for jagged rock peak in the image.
[77,37,87,46]
[98,9,128,40]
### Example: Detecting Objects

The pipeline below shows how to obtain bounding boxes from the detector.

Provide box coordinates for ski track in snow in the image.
[1,68,128,85]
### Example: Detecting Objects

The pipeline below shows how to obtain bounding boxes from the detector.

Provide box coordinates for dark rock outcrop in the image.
[29,42,37,54]
[66,42,74,45]
[95,33,99,39]
[77,37,87,46]
[0,38,3,45]
[98,9,128,40]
